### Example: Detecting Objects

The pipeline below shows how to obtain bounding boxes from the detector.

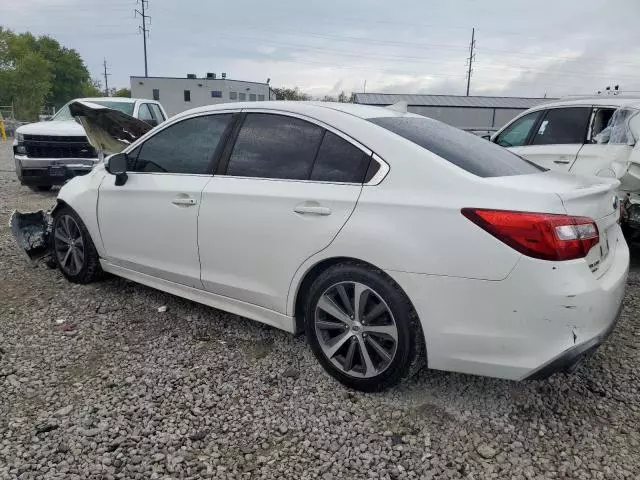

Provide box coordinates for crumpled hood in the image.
[16,120,86,136]
[69,100,152,154]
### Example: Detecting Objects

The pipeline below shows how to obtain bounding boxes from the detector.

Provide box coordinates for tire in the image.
[28,185,52,192]
[305,262,423,392]
[51,206,102,284]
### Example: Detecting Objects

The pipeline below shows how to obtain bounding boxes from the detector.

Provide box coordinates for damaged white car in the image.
[11,100,629,392]
[492,96,640,238]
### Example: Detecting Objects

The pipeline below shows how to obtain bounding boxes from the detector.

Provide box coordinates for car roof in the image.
[532,95,640,110]
[171,101,411,122]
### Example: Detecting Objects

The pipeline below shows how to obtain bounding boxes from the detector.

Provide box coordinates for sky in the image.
[3,0,640,99]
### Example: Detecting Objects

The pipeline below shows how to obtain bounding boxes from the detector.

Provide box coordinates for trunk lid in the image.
[68,100,152,154]
[486,171,621,277]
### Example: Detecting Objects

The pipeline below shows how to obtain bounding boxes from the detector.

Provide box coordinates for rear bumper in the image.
[387,223,630,381]
[14,155,97,186]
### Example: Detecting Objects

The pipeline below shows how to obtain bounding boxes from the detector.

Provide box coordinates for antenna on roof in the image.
[386,101,408,114]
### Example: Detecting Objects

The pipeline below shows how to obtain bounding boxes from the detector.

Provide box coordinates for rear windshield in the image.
[369,116,544,177]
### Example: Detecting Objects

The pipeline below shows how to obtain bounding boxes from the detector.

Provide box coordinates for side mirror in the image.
[481,134,491,140]
[105,153,128,186]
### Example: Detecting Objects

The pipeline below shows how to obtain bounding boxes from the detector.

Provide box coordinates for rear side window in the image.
[369,116,544,178]
[135,114,233,174]
[226,114,324,180]
[531,107,591,145]
[149,103,165,122]
[311,132,370,182]
[137,104,154,123]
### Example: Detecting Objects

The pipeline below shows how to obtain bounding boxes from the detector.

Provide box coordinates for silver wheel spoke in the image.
[55,229,70,244]
[363,302,387,324]
[71,248,82,272]
[318,295,353,326]
[354,283,369,321]
[61,247,72,268]
[323,331,353,358]
[363,324,398,341]
[357,336,376,377]
[365,336,392,363]
[336,284,354,317]
[343,338,357,371]
[316,319,345,331]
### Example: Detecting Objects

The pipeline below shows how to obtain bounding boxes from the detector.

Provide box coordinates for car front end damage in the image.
[9,208,55,260]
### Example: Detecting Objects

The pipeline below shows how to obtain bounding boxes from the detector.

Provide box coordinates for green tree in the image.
[272,87,311,101]
[11,52,51,121]
[81,78,103,97]
[113,87,131,98]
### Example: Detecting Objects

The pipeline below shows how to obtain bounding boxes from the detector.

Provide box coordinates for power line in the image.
[103,58,111,96]
[465,27,475,96]
[135,0,150,77]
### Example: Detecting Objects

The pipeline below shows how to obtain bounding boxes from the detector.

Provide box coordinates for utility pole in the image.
[465,27,476,96]
[103,58,110,96]
[135,0,150,77]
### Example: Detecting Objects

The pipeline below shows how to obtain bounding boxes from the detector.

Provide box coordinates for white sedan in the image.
[33,101,629,391]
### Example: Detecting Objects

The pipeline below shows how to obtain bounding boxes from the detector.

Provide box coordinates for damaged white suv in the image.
[492,96,640,238]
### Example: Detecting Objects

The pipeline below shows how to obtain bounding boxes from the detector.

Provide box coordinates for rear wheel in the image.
[305,262,422,392]
[28,185,52,192]
[52,206,102,283]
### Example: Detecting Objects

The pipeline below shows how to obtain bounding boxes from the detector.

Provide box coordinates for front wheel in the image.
[52,206,102,283]
[305,262,423,392]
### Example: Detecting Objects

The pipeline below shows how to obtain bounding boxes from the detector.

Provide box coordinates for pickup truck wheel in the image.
[28,185,52,192]
[52,206,102,284]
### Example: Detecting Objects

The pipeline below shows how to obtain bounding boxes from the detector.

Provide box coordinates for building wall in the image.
[130,77,272,116]
[407,105,526,131]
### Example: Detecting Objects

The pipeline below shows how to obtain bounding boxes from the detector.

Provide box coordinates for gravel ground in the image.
[1,142,640,480]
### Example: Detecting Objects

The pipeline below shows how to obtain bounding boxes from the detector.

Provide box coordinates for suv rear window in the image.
[369,116,544,177]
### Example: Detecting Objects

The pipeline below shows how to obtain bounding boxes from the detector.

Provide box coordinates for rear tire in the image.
[51,206,102,284]
[28,185,52,192]
[305,262,422,392]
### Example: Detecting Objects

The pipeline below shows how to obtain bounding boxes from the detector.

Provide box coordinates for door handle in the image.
[554,158,571,164]
[172,196,197,206]
[294,204,332,216]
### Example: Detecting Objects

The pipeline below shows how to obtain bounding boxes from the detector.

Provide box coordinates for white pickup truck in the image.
[492,96,640,238]
[13,97,167,191]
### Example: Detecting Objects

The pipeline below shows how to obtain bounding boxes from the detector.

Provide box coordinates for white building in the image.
[130,74,274,116]
[354,93,552,134]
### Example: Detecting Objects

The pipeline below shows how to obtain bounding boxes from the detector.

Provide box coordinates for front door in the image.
[98,113,236,288]
[199,112,373,313]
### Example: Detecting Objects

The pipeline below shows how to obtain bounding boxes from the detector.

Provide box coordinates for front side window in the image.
[137,104,154,123]
[495,111,541,147]
[134,114,233,174]
[149,103,165,122]
[310,132,371,182]
[370,116,544,178]
[531,107,591,145]
[226,114,323,180]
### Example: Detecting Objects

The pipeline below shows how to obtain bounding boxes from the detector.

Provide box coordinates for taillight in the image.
[462,208,599,261]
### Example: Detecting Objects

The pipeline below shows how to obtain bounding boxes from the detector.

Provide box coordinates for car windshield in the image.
[52,100,135,121]
[369,116,545,178]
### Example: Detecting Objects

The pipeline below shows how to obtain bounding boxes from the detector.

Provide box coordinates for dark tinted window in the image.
[369,116,544,178]
[495,111,541,147]
[226,114,323,179]
[135,114,233,174]
[184,90,191,102]
[311,132,370,182]
[152,89,160,101]
[532,107,591,145]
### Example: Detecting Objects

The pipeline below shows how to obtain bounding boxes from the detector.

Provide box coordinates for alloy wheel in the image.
[314,281,398,378]
[54,215,85,276]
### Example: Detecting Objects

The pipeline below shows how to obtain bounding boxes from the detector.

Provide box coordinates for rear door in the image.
[517,107,592,172]
[198,111,373,313]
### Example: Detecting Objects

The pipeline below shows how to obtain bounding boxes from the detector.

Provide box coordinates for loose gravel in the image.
[1,143,640,479]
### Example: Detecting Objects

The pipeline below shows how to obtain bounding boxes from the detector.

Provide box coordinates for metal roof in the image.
[353,93,553,109]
